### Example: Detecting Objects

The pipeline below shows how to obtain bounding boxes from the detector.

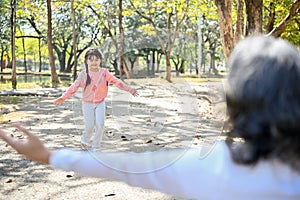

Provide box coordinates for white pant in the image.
[81,101,105,149]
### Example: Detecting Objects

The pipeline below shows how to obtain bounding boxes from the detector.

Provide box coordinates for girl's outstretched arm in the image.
[53,97,65,105]
[0,124,52,164]
[105,69,138,96]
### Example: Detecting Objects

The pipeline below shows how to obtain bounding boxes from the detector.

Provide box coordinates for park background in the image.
[0,0,299,89]
[0,1,299,199]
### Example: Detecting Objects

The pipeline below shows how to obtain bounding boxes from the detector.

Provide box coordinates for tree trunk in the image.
[53,43,68,72]
[47,0,59,84]
[112,59,119,75]
[151,51,155,76]
[179,60,185,74]
[235,0,244,44]
[265,1,276,33]
[71,0,78,81]
[245,0,263,35]
[145,54,150,75]
[128,57,137,72]
[122,60,131,78]
[38,38,42,72]
[0,47,4,72]
[156,52,162,73]
[165,50,171,82]
[118,0,130,79]
[22,37,27,73]
[10,0,17,89]
[172,56,180,77]
[213,0,234,62]
[210,51,218,75]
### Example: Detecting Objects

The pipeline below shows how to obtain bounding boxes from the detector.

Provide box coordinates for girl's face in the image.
[86,55,101,71]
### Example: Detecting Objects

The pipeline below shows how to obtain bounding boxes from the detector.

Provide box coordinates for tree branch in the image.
[267,0,300,37]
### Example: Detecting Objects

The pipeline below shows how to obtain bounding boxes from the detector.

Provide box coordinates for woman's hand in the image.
[53,97,64,105]
[0,124,52,164]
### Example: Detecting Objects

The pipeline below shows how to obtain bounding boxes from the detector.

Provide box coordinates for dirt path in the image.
[0,80,225,200]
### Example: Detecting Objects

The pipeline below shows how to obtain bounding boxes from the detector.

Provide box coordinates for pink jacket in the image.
[61,68,132,104]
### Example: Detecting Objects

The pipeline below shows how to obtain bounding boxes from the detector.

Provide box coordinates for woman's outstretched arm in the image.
[0,124,52,164]
[0,124,223,199]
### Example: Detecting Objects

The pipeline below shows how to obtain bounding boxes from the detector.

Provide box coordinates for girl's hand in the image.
[0,124,52,164]
[129,88,139,97]
[53,97,64,105]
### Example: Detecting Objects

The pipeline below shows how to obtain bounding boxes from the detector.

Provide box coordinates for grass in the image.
[0,96,24,104]
[0,68,72,90]
[1,68,225,90]
[1,82,42,90]
[0,82,70,90]
[0,76,224,90]
[124,74,225,86]
[0,110,26,123]
[0,96,26,123]
[182,77,226,83]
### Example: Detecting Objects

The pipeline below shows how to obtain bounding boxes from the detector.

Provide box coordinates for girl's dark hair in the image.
[225,36,300,171]
[84,48,103,90]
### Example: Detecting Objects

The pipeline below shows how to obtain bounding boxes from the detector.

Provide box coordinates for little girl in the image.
[53,48,138,151]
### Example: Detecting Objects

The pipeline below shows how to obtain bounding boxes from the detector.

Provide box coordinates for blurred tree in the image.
[265,0,300,46]
[10,0,17,89]
[214,0,299,61]
[46,0,59,84]
[0,0,10,72]
[129,0,196,82]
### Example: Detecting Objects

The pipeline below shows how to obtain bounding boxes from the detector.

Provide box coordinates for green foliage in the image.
[0,78,70,90]
[281,22,300,46]
[0,96,23,104]
[0,0,10,52]
[0,0,299,88]
[263,0,299,45]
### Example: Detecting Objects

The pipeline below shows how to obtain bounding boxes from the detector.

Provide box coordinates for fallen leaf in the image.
[194,135,202,139]
[5,178,15,183]
[121,135,128,141]
[144,139,152,144]
[66,171,74,178]
[104,193,116,197]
